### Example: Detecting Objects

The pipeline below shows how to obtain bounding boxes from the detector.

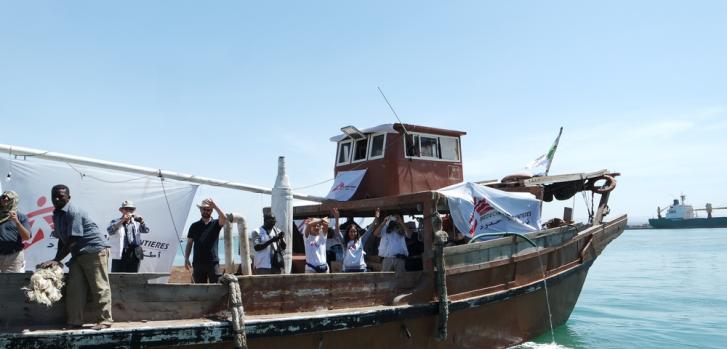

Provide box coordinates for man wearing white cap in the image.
[107,200,149,272]
[184,198,227,283]
[0,191,32,272]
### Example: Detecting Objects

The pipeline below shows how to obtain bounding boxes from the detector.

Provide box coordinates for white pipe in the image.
[0,144,327,202]
[223,213,250,275]
[271,156,294,274]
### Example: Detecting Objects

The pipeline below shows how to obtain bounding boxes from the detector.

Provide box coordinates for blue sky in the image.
[2,1,726,226]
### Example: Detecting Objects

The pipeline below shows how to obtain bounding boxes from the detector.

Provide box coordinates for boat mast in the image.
[0,144,327,202]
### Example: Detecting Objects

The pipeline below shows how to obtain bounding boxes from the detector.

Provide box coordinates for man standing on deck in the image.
[184,198,227,283]
[107,200,149,272]
[250,213,286,274]
[39,184,113,330]
[0,191,32,272]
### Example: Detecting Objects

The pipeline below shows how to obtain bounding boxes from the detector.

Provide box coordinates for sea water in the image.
[514,228,727,349]
[173,229,727,348]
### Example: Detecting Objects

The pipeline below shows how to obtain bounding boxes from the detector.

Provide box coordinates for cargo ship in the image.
[648,195,727,229]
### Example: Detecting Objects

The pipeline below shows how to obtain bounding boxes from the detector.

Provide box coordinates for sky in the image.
[1,1,726,228]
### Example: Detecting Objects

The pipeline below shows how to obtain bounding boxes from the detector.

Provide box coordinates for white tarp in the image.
[0,158,197,272]
[325,169,367,201]
[438,182,541,237]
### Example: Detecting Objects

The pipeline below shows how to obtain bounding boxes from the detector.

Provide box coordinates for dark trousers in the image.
[192,262,221,283]
[111,248,141,273]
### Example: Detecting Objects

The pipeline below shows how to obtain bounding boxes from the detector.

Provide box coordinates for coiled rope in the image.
[220,274,248,349]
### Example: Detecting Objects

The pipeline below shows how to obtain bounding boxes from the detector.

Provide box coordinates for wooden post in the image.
[593,192,611,225]
[224,218,234,273]
[421,193,437,272]
[563,207,573,223]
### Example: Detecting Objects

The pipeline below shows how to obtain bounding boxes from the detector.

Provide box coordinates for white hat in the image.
[120,200,135,209]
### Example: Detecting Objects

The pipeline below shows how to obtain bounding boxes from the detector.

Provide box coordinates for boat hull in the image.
[0,215,626,348]
[648,217,727,229]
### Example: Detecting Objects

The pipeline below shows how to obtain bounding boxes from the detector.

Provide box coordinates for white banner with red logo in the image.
[325,169,366,201]
[438,182,541,237]
[0,158,197,272]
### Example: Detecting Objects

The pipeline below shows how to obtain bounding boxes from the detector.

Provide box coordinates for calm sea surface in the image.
[515,228,727,349]
[175,229,727,348]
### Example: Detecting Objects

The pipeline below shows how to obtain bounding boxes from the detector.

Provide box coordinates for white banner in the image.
[438,182,541,237]
[0,158,197,272]
[325,169,366,201]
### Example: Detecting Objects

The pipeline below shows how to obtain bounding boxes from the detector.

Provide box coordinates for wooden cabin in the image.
[332,123,466,200]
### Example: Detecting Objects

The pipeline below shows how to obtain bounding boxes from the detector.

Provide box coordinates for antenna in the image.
[377,86,409,136]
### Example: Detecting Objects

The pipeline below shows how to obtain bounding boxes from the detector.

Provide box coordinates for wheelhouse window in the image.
[369,133,386,159]
[405,134,420,157]
[353,138,368,162]
[337,141,352,165]
[439,137,460,161]
[404,133,461,162]
[420,136,439,158]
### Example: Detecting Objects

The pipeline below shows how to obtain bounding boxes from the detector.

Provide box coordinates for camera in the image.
[133,216,143,223]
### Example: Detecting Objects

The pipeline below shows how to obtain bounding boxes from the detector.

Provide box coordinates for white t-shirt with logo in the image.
[304,233,328,271]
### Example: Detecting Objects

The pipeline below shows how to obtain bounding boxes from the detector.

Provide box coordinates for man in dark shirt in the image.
[39,184,113,330]
[0,191,31,272]
[184,198,227,283]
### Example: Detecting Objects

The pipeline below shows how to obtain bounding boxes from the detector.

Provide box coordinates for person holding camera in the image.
[378,214,412,273]
[250,213,286,274]
[184,198,227,283]
[107,200,149,273]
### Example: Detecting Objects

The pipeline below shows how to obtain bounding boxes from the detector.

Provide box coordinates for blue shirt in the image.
[52,203,107,258]
[0,212,30,254]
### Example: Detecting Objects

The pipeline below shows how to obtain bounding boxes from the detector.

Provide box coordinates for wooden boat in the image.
[0,124,627,348]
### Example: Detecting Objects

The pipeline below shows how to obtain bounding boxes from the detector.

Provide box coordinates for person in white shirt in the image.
[250,213,286,275]
[378,214,412,273]
[107,200,149,273]
[301,217,329,273]
[333,208,383,272]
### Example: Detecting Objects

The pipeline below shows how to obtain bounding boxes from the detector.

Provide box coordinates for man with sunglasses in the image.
[107,200,149,272]
[0,191,31,273]
[184,198,227,283]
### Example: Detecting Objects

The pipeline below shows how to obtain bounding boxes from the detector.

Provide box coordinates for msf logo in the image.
[467,197,494,236]
[23,196,56,250]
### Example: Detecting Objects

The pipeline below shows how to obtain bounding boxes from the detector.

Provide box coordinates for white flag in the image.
[525,127,563,176]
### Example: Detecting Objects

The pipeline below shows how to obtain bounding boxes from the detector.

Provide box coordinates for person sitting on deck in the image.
[301,217,329,273]
[250,213,286,275]
[333,208,384,272]
[378,214,412,273]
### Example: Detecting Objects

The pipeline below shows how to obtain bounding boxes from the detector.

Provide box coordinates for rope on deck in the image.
[433,230,450,341]
[221,274,248,349]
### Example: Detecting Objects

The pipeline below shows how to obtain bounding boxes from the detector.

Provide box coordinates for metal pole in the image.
[0,144,327,202]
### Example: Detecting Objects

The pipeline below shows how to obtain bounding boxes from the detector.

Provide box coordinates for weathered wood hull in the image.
[0,214,626,348]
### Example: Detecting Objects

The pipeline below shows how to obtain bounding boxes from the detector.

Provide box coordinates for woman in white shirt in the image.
[302,217,330,273]
[333,208,384,272]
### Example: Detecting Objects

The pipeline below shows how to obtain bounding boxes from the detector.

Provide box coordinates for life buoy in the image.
[585,175,616,194]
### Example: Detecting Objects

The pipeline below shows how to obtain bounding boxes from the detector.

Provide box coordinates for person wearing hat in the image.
[184,198,227,283]
[0,191,32,272]
[107,200,149,273]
